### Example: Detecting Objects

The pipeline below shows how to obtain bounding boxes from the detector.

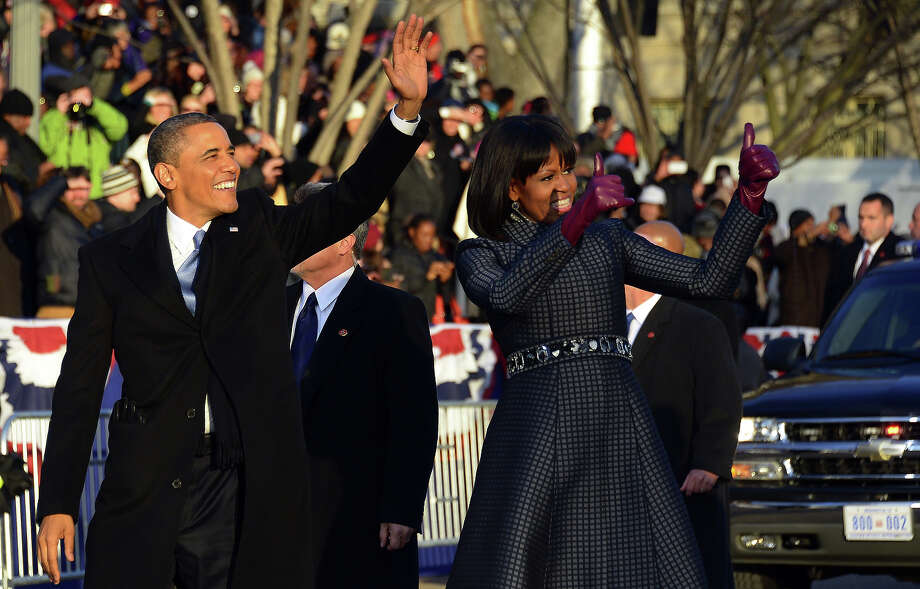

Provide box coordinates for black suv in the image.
[730,255,920,589]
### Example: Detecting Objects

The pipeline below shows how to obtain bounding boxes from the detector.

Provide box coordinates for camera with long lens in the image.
[68,102,88,122]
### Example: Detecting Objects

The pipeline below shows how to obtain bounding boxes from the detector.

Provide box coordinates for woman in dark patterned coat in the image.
[447,117,779,588]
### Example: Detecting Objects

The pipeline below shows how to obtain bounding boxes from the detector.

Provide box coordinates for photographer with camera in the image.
[39,74,128,200]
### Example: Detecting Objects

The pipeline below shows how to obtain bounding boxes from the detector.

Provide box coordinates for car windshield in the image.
[814,270,920,362]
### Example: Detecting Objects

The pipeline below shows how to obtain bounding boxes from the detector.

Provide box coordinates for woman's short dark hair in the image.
[467,115,576,240]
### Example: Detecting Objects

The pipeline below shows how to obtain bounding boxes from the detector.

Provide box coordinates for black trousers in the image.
[171,446,240,589]
[685,481,734,589]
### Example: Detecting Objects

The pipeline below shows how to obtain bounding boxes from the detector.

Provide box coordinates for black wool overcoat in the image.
[36,119,427,589]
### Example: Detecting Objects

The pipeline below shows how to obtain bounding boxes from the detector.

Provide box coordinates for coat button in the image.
[171,478,182,489]
[186,408,197,419]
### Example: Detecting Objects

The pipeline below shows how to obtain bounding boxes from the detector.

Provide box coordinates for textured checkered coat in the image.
[447,197,766,588]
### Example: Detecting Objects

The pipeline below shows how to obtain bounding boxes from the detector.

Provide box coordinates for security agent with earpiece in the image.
[34,17,434,589]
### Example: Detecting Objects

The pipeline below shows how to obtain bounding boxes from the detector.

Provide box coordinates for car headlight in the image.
[738,417,782,443]
[732,459,786,481]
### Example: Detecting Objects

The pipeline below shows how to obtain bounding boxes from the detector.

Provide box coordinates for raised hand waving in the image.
[382,15,433,120]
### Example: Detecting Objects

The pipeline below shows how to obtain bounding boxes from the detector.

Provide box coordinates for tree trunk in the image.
[596,0,662,164]
[200,0,241,120]
[281,0,315,159]
[260,0,283,136]
[338,70,390,175]
[166,0,226,114]
[462,0,485,46]
[888,11,920,157]
[483,1,573,131]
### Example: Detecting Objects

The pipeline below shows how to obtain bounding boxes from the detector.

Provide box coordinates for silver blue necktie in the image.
[177,229,206,315]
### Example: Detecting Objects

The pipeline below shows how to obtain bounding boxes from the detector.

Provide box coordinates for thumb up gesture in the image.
[560,154,634,245]
[738,123,780,203]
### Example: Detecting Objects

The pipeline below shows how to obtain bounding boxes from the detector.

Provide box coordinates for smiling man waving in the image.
[35,16,433,589]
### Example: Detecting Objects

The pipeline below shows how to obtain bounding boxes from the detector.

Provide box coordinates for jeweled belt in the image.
[505,334,632,378]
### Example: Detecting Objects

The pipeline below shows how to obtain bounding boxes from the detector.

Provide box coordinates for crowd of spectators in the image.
[0,0,916,333]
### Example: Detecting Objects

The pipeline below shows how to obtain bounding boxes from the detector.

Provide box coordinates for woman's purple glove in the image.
[561,153,634,245]
[737,123,780,214]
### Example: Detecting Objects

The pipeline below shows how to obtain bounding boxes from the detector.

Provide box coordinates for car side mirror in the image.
[762,337,806,373]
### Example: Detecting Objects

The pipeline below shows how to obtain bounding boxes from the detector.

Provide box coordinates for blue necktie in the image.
[291,292,318,388]
[177,230,206,316]
[626,312,635,338]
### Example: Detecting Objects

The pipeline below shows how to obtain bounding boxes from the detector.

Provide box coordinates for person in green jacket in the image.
[39,74,128,200]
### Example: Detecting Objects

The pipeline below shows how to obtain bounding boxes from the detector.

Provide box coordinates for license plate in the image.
[844,503,914,541]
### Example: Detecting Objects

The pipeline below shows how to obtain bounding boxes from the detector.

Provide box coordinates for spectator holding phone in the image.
[647,146,696,234]
[773,208,836,327]
[391,214,454,322]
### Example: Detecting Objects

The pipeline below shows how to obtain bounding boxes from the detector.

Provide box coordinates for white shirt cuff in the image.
[389,108,420,136]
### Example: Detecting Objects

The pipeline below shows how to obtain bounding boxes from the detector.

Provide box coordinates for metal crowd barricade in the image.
[419,401,497,547]
[0,410,111,588]
[0,402,495,585]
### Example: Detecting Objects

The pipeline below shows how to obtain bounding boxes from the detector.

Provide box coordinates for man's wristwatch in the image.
[393,108,421,123]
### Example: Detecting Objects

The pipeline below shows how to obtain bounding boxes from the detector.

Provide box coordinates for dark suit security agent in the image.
[287,189,437,587]
[625,220,742,589]
[35,15,433,589]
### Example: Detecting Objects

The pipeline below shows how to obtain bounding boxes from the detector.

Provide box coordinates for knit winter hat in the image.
[100,164,139,199]
[0,89,34,116]
[637,185,667,206]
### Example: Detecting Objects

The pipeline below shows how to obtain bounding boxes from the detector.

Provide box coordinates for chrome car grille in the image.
[790,456,920,478]
[786,421,920,442]
[737,418,920,483]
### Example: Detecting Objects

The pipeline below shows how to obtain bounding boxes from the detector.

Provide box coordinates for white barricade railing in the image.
[0,410,110,588]
[0,402,497,584]
[419,401,496,548]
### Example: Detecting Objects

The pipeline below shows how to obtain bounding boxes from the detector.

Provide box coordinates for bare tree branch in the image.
[281,0,314,159]
[308,0,379,166]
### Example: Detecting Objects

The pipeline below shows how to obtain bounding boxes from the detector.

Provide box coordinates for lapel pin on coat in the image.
[338,329,349,337]
[229,226,239,232]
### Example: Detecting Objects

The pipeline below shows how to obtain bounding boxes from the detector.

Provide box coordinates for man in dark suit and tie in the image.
[287,188,438,588]
[823,192,900,322]
[35,16,434,589]
[625,220,742,589]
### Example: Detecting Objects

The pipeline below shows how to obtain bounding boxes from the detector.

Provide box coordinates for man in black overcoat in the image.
[823,192,900,323]
[626,220,743,589]
[287,191,438,588]
[35,17,434,589]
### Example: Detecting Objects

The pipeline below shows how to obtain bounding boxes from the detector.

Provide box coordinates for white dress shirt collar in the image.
[165,206,212,270]
[626,293,662,346]
[301,265,355,316]
[290,265,356,345]
[853,235,886,278]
